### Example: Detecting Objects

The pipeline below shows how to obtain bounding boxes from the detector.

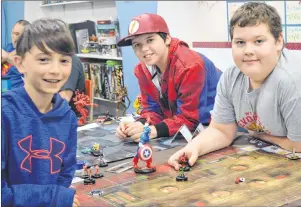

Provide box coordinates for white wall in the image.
[24,1,118,24]
[193,48,233,72]
[158,1,301,46]
[158,1,301,72]
[157,1,228,47]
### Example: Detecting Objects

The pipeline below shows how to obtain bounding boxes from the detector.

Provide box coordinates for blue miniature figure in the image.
[133,118,156,173]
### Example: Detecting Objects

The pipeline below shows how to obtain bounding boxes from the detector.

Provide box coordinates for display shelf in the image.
[76,53,122,61]
[94,97,117,103]
[40,1,91,7]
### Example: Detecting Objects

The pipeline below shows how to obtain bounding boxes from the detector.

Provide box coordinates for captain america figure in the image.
[133,118,156,174]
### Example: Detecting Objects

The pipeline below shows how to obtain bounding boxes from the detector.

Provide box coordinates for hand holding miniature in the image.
[168,145,199,170]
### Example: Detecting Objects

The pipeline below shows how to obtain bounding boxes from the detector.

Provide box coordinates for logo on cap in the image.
[128,20,139,34]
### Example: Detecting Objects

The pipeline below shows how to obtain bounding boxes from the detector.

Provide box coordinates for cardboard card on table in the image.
[169,124,192,144]
[261,145,291,155]
[192,123,205,137]
[106,162,133,173]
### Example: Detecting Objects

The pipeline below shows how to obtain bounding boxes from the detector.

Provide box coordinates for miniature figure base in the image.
[80,175,89,179]
[286,154,301,160]
[98,160,108,167]
[176,175,188,182]
[84,178,96,185]
[134,167,156,174]
[92,173,104,179]
[91,151,102,157]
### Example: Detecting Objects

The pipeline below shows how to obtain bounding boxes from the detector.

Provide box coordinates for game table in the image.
[74,133,301,207]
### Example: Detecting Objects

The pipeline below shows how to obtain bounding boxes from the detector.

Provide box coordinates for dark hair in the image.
[14,19,30,27]
[16,19,75,58]
[230,2,282,41]
[157,32,167,42]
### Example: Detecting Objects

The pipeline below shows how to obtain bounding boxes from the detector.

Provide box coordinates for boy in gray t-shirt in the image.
[213,48,301,142]
[168,2,301,170]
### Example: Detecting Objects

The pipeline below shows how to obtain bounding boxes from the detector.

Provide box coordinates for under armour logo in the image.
[18,135,65,174]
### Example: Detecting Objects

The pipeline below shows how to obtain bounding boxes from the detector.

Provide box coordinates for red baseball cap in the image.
[117,13,170,47]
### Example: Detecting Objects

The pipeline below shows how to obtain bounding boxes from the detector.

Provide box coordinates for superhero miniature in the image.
[133,118,156,174]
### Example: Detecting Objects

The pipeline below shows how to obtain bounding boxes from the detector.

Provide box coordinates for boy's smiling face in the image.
[132,33,171,67]
[14,44,72,96]
[231,23,283,86]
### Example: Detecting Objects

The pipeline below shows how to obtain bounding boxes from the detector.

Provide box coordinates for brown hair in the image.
[16,19,75,57]
[230,2,282,41]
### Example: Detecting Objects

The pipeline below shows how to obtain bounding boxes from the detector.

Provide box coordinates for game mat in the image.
[77,123,188,164]
[74,135,301,206]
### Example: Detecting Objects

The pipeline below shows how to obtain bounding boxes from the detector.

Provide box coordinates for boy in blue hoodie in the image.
[1,19,79,207]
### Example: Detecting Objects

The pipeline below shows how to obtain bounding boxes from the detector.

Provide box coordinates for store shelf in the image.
[94,97,117,103]
[40,1,91,7]
[76,53,122,61]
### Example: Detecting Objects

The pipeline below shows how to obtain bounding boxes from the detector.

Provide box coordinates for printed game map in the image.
[76,123,187,164]
[74,134,301,206]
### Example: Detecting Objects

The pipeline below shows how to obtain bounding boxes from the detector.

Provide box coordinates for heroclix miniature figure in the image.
[81,162,96,185]
[90,143,108,167]
[133,118,156,174]
[176,154,189,182]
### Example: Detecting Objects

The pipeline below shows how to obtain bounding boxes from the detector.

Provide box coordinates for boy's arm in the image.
[252,133,301,152]
[137,91,165,125]
[154,64,206,137]
[1,182,76,207]
[1,125,76,207]
[57,116,78,187]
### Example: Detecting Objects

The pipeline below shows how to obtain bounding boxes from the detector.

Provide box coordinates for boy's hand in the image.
[168,145,199,170]
[116,122,128,139]
[124,122,144,137]
[73,195,80,207]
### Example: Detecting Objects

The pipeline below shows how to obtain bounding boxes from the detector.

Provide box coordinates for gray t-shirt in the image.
[212,48,301,141]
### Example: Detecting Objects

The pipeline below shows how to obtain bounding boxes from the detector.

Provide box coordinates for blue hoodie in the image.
[1,87,78,207]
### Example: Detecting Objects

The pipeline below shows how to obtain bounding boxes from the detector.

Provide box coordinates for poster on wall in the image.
[286,1,301,24]
[287,27,301,42]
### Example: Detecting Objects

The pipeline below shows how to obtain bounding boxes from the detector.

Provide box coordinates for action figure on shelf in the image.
[133,118,156,174]
[133,95,143,115]
[73,89,98,126]
[114,86,131,118]
[2,62,11,76]
[89,34,98,42]
[96,111,114,124]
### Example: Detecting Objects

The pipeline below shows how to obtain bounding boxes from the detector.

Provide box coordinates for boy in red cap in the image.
[116,13,221,141]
